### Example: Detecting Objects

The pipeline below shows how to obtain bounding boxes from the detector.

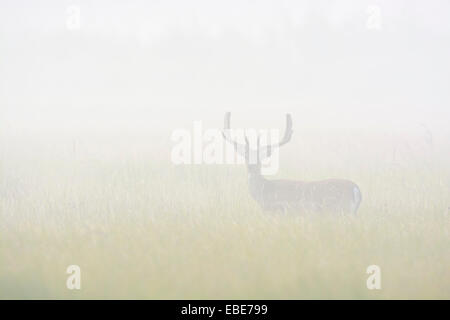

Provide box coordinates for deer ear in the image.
[257,145,271,161]
[244,134,249,145]
[267,146,272,157]
[244,135,250,161]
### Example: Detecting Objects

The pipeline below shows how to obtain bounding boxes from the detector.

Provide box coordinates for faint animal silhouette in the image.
[222,112,362,214]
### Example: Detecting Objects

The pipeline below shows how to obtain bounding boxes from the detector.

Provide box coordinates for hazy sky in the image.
[1,0,449,133]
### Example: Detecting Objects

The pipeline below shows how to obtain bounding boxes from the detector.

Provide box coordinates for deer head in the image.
[222,112,293,175]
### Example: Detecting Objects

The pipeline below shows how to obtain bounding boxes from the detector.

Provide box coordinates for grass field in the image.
[0,129,449,299]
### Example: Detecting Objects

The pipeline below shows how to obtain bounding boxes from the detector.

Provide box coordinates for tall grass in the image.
[0,130,449,299]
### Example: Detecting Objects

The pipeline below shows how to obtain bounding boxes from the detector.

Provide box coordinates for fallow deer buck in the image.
[222,112,362,214]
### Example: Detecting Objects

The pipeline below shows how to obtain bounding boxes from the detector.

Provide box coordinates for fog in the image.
[1,1,450,300]
[1,0,450,138]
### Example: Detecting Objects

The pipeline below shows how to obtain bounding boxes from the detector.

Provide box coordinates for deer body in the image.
[223,112,362,215]
[248,169,361,214]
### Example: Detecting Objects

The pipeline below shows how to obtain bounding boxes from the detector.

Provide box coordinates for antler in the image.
[258,114,293,158]
[222,112,293,160]
[222,112,249,157]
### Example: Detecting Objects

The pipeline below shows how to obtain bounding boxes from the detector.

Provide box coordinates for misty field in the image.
[0,129,449,299]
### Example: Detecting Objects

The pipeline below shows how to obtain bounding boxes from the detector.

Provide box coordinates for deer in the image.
[222,112,362,215]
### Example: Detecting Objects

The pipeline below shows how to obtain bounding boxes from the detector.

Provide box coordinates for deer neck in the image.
[247,170,266,200]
